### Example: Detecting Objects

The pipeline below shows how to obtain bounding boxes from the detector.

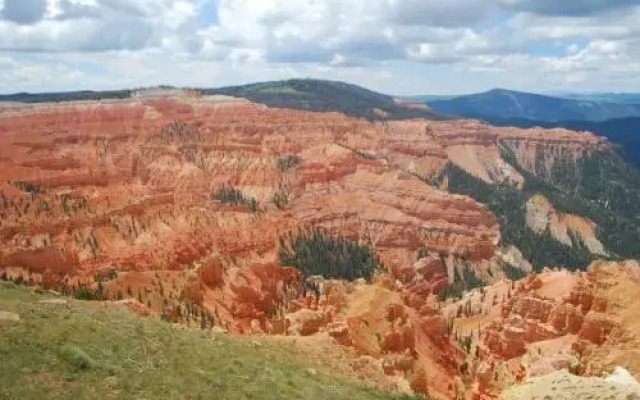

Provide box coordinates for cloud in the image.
[389,0,494,27]
[198,0,504,66]
[2,0,47,24]
[1,0,640,94]
[504,0,639,16]
[507,11,640,41]
[0,0,200,53]
[55,0,101,20]
[0,17,155,52]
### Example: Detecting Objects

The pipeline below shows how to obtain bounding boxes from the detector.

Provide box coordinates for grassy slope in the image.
[0,282,419,400]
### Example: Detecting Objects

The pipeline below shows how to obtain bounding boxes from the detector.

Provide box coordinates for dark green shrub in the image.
[73,284,107,301]
[503,263,527,281]
[60,344,95,371]
[12,181,42,195]
[437,262,486,301]
[273,184,290,210]
[276,155,302,172]
[211,185,258,213]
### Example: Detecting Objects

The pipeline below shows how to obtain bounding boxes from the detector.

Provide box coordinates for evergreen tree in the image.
[211,185,258,213]
[279,229,381,282]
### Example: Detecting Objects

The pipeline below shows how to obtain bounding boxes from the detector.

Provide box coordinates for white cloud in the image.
[0,0,200,53]
[0,0,640,94]
[507,12,638,41]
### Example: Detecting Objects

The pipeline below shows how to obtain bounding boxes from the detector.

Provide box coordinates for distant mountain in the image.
[208,79,452,121]
[401,94,461,102]
[0,90,133,103]
[428,88,640,122]
[550,92,640,105]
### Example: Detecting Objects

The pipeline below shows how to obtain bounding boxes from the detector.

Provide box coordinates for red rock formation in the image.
[578,312,616,345]
[467,262,640,399]
[482,272,618,360]
[0,93,619,400]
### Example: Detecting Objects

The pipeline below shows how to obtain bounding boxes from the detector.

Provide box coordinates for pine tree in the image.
[278,229,380,282]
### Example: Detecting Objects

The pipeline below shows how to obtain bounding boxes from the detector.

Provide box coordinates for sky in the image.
[1,0,640,95]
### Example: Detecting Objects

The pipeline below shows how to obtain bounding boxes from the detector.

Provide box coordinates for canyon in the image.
[0,91,637,399]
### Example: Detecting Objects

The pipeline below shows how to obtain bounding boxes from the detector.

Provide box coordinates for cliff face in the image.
[0,93,630,399]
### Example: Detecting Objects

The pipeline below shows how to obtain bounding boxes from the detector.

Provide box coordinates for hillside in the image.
[208,79,451,120]
[0,282,421,400]
[428,88,640,122]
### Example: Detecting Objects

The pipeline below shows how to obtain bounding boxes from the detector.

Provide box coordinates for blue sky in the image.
[1,0,640,95]
[196,0,217,27]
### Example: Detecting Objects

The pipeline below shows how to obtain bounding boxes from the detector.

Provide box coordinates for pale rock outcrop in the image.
[525,194,607,256]
[498,246,533,273]
[501,369,640,400]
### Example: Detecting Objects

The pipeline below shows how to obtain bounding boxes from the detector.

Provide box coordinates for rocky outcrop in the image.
[497,246,532,273]
[525,194,607,255]
[578,312,616,345]
[496,126,606,185]
[198,258,225,288]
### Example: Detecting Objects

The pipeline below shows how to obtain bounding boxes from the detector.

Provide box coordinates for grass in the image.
[255,85,299,94]
[0,282,422,400]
